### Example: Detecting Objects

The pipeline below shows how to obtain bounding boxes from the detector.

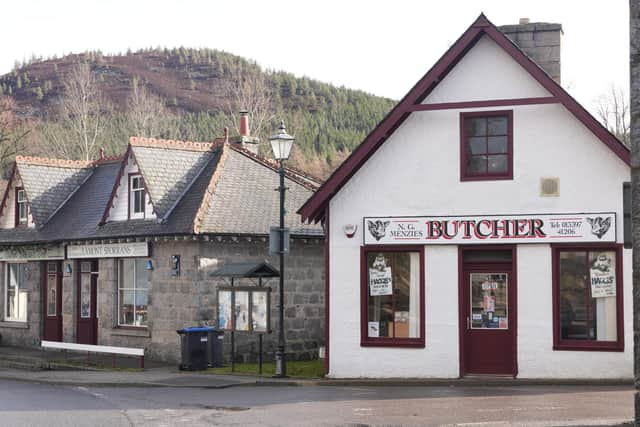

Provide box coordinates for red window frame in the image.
[551,244,624,352]
[128,174,145,220]
[14,187,28,227]
[460,110,513,181]
[360,245,425,348]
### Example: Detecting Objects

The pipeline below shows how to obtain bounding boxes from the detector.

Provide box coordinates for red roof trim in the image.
[298,13,630,223]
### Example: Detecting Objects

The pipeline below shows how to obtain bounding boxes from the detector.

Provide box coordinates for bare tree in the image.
[128,77,175,138]
[0,96,29,172]
[596,84,630,146]
[49,62,108,160]
[223,71,274,140]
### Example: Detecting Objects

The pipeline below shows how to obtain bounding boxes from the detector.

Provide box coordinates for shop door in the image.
[76,260,98,345]
[43,261,63,341]
[460,248,516,376]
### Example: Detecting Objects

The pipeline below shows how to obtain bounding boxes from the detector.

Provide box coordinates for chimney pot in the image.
[239,110,249,137]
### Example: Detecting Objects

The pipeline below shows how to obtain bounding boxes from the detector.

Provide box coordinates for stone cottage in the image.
[0,123,325,363]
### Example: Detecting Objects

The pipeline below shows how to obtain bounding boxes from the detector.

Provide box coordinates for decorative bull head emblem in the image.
[586,216,611,239]
[367,220,390,241]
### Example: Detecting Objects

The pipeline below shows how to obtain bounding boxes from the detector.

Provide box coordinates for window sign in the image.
[470,273,508,329]
[234,291,250,331]
[369,254,393,296]
[218,290,233,330]
[217,287,271,333]
[251,291,269,332]
[589,252,616,298]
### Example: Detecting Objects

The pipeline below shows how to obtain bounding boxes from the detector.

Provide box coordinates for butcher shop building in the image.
[299,15,632,379]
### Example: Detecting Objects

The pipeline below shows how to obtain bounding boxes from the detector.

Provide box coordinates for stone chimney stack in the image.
[239,110,250,136]
[231,111,260,155]
[498,18,563,84]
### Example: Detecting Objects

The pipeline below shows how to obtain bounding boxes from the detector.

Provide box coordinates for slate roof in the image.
[0,137,323,246]
[16,157,94,226]
[130,138,217,220]
[201,148,322,236]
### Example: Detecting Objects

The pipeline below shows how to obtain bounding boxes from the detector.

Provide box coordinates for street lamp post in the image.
[269,120,294,378]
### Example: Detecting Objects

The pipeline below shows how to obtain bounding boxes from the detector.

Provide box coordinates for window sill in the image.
[361,339,425,348]
[111,327,150,338]
[553,342,624,352]
[0,321,29,329]
[460,174,513,182]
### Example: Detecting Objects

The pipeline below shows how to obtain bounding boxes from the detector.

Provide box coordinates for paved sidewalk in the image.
[0,345,634,390]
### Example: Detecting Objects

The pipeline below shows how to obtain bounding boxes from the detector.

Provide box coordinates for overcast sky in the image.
[0,0,629,112]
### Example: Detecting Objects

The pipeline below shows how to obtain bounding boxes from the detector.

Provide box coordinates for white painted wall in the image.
[0,173,34,229]
[423,36,551,103]
[106,155,155,222]
[327,35,631,379]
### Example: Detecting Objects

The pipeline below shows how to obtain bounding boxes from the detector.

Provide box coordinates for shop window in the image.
[553,246,624,351]
[118,258,149,327]
[460,111,513,181]
[129,175,145,219]
[4,263,27,322]
[15,188,28,226]
[360,246,424,347]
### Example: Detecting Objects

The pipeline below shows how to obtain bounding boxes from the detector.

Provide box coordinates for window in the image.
[460,111,513,181]
[360,246,424,347]
[5,263,27,322]
[118,259,149,327]
[46,263,57,317]
[15,188,28,226]
[129,175,145,219]
[553,245,624,351]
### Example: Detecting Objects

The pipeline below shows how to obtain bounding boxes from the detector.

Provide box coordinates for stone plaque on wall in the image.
[0,245,64,261]
[67,241,149,259]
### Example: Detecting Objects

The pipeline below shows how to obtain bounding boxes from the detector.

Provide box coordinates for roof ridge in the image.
[227,144,322,190]
[130,136,226,152]
[16,155,95,169]
[193,144,230,234]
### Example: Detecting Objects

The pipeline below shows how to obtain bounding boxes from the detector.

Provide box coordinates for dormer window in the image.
[129,175,145,219]
[15,188,28,226]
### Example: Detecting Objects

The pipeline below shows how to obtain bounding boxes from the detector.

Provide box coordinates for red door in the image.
[43,261,62,341]
[76,260,98,345]
[460,248,516,376]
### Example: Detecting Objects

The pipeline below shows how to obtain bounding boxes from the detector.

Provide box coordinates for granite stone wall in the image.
[0,237,325,365]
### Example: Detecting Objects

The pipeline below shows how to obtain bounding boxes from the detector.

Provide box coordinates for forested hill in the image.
[0,48,396,177]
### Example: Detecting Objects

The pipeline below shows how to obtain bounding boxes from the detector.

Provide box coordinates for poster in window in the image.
[368,321,379,338]
[251,291,268,332]
[234,291,250,331]
[369,254,392,296]
[590,252,616,298]
[483,295,495,313]
[218,290,232,330]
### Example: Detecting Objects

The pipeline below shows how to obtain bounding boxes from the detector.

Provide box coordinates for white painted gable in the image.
[423,35,552,104]
[0,172,34,229]
[106,154,155,222]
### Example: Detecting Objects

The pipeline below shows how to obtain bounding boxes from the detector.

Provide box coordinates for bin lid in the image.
[179,326,216,333]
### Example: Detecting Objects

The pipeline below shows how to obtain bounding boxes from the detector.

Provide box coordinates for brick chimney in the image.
[231,111,260,155]
[498,18,563,84]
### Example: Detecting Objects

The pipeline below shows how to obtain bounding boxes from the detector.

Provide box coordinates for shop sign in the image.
[67,241,149,259]
[363,212,616,245]
[0,245,64,261]
[590,251,616,298]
